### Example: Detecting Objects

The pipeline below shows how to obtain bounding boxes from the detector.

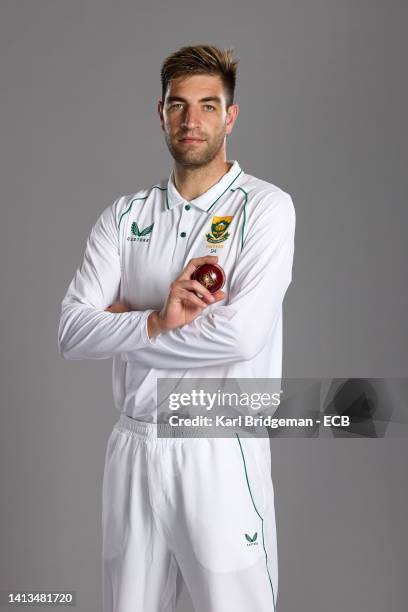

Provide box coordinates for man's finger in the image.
[104,301,131,313]
[177,255,218,281]
[212,290,225,301]
[174,279,216,303]
[176,288,209,310]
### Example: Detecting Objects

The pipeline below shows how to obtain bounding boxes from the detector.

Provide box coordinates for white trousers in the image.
[102,414,278,612]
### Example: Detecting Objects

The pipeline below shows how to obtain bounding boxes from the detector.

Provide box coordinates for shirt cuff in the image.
[140,308,158,346]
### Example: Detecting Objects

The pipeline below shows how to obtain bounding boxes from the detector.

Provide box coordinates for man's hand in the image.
[105,301,132,313]
[148,255,225,340]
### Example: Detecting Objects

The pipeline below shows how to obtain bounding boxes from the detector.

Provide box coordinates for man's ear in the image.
[225,103,239,135]
[157,100,164,130]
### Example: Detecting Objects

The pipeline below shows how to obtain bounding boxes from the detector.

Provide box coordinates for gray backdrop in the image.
[1,0,407,611]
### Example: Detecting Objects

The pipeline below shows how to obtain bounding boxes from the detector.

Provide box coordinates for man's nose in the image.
[181,107,201,129]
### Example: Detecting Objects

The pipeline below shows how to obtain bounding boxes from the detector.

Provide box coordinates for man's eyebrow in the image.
[165,96,222,104]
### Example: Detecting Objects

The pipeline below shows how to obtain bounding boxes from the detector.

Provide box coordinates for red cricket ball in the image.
[191,263,226,293]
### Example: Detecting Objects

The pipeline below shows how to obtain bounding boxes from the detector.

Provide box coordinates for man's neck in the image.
[173,159,233,202]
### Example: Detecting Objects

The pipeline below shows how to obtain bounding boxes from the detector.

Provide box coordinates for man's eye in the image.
[169,103,183,110]
[204,105,215,111]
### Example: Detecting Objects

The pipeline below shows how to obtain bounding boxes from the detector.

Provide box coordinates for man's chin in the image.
[172,152,212,167]
[179,157,209,168]
[170,145,219,167]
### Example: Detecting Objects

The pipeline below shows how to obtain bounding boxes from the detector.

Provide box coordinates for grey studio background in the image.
[1,1,407,611]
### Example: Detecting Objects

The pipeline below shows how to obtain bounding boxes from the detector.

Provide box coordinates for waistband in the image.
[114,413,269,441]
[115,413,222,440]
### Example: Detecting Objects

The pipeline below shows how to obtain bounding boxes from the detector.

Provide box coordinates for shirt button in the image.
[180,231,187,238]
[185,204,191,211]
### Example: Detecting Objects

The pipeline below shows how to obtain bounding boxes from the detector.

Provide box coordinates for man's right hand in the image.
[147,255,225,340]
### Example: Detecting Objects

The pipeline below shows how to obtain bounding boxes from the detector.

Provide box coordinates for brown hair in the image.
[161,44,239,108]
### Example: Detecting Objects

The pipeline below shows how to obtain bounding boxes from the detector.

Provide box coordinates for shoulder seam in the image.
[117,185,168,230]
[230,186,249,251]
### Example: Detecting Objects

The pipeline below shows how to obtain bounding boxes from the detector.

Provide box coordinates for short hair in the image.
[160,44,239,108]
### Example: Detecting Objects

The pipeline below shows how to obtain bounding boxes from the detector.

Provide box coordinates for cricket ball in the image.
[191,263,226,293]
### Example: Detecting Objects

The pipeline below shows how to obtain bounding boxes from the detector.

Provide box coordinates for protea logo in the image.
[206,216,233,244]
[245,532,258,546]
[128,221,154,243]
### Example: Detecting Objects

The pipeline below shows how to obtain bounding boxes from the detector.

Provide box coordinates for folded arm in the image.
[121,192,296,369]
[57,199,153,360]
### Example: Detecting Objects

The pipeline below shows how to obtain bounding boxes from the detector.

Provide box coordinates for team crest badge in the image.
[206,216,233,244]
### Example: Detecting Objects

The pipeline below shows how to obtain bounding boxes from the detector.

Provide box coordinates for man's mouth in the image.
[179,137,205,143]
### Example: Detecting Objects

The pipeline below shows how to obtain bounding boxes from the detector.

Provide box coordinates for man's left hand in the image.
[105,301,131,313]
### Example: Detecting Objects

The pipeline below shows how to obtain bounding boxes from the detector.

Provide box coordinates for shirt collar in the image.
[166,160,243,213]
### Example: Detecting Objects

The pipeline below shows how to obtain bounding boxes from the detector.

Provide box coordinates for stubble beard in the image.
[164,127,226,169]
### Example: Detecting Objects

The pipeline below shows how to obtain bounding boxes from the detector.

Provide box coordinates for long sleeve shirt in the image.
[58,160,296,420]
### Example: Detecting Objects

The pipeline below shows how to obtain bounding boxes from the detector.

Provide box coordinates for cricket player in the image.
[58,44,296,612]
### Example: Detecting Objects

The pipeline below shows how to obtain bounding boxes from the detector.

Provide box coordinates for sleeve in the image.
[120,191,296,369]
[57,198,154,360]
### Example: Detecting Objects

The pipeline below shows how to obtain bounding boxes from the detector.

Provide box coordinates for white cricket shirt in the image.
[58,160,296,420]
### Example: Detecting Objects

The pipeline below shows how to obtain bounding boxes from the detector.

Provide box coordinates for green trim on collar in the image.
[205,169,243,213]
[152,185,169,210]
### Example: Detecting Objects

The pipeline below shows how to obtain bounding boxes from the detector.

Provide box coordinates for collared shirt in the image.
[58,160,296,420]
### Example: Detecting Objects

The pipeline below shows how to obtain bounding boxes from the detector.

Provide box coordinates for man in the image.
[58,44,295,612]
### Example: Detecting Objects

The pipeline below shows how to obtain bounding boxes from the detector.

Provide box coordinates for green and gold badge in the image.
[206,216,233,244]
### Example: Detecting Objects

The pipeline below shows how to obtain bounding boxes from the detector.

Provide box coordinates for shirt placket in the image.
[174,202,197,262]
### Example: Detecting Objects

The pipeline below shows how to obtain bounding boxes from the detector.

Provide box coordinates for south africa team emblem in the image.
[206,216,233,244]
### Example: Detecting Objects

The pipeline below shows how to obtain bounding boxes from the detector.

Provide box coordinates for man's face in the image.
[158,74,239,168]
